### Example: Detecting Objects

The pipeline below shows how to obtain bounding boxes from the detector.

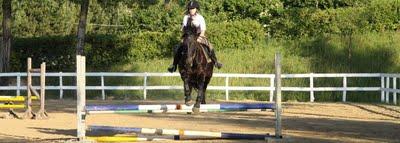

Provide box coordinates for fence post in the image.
[101,73,105,100]
[342,76,347,102]
[59,72,63,99]
[269,77,274,102]
[386,77,390,103]
[17,73,21,96]
[225,76,229,101]
[310,73,314,102]
[393,77,397,105]
[381,76,385,102]
[144,72,148,100]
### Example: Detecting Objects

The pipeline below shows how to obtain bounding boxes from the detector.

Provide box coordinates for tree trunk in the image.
[1,0,12,86]
[1,0,11,73]
[76,0,89,56]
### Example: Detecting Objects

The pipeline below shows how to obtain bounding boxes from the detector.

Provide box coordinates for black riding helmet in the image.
[187,1,200,10]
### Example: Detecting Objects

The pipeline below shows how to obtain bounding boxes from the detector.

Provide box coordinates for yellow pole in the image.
[0,96,38,102]
[0,104,25,109]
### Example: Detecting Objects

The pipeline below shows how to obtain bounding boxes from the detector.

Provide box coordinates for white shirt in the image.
[182,14,206,31]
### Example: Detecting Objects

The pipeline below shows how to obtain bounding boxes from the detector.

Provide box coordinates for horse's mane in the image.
[183,35,204,67]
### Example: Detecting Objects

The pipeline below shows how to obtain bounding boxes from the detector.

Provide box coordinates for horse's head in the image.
[182,32,201,68]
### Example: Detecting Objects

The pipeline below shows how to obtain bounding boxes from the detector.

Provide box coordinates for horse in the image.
[177,30,214,114]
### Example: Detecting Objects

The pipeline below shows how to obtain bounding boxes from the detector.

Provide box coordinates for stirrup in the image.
[167,64,177,73]
[215,62,223,69]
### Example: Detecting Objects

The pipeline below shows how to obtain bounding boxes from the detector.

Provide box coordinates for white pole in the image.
[17,73,21,96]
[77,55,86,140]
[274,53,282,138]
[225,76,229,101]
[310,73,314,102]
[59,72,63,99]
[144,72,147,100]
[269,77,274,102]
[342,76,347,102]
[381,76,385,102]
[393,77,397,104]
[101,74,105,100]
[386,77,390,103]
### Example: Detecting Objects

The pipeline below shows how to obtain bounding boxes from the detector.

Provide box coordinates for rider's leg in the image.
[206,43,223,69]
[210,49,223,69]
[198,37,223,69]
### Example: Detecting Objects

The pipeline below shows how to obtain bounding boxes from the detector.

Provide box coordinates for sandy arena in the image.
[0,100,399,143]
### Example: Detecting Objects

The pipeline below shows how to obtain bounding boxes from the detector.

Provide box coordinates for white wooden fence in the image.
[0,72,398,104]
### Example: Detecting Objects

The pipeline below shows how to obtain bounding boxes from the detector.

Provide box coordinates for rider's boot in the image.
[210,49,223,69]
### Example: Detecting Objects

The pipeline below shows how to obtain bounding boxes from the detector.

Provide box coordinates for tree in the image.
[1,0,11,73]
[76,0,89,55]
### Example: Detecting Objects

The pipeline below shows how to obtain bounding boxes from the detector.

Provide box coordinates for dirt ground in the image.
[0,100,399,143]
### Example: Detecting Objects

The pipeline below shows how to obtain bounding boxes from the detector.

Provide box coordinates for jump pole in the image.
[0,104,25,109]
[85,103,275,112]
[88,125,272,140]
[0,96,38,102]
[87,109,269,114]
[87,136,174,142]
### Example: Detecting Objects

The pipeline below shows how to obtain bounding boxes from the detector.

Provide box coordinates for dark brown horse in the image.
[178,32,214,113]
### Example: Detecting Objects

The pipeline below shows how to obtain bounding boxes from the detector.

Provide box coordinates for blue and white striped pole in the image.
[86,103,275,112]
[89,125,271,140]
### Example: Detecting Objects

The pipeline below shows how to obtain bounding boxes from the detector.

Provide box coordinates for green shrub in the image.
[208,19,265,50]
[12,36,76,71]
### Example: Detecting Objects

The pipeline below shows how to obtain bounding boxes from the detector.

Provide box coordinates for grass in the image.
[100,32,399,103]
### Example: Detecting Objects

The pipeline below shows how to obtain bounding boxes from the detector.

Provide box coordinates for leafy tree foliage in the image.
[1,0,399,71]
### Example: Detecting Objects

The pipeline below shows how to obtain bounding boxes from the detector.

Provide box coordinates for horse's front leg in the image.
[201,84,207,104]
[184,78,193,106]
[193,78,205,114]
[201,77,211,104]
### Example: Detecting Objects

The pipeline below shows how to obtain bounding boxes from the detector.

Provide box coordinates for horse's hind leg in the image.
[184,78,193,106]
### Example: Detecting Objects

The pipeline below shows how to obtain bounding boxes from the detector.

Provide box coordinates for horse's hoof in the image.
[192,107,200,114]
[185,100,193,106]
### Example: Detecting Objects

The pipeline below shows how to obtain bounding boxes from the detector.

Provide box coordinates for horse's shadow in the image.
[29,127,76,137]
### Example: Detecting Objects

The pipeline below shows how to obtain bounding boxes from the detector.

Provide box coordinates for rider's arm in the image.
[199,30,205,37]
[199,15,206,37]
[182,15,189,32]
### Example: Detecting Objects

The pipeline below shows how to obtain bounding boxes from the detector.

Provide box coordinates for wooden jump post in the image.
[1,58,46,119]
[275,53,282,138]
[23,57,48,119]
[77,55,86,141]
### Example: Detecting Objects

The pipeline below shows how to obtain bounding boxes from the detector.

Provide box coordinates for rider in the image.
[167,0,223,73]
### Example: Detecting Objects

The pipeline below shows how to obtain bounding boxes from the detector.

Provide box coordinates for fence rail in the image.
[0,72,398,104]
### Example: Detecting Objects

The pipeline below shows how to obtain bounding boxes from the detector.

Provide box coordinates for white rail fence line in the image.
[0,72,398,104]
